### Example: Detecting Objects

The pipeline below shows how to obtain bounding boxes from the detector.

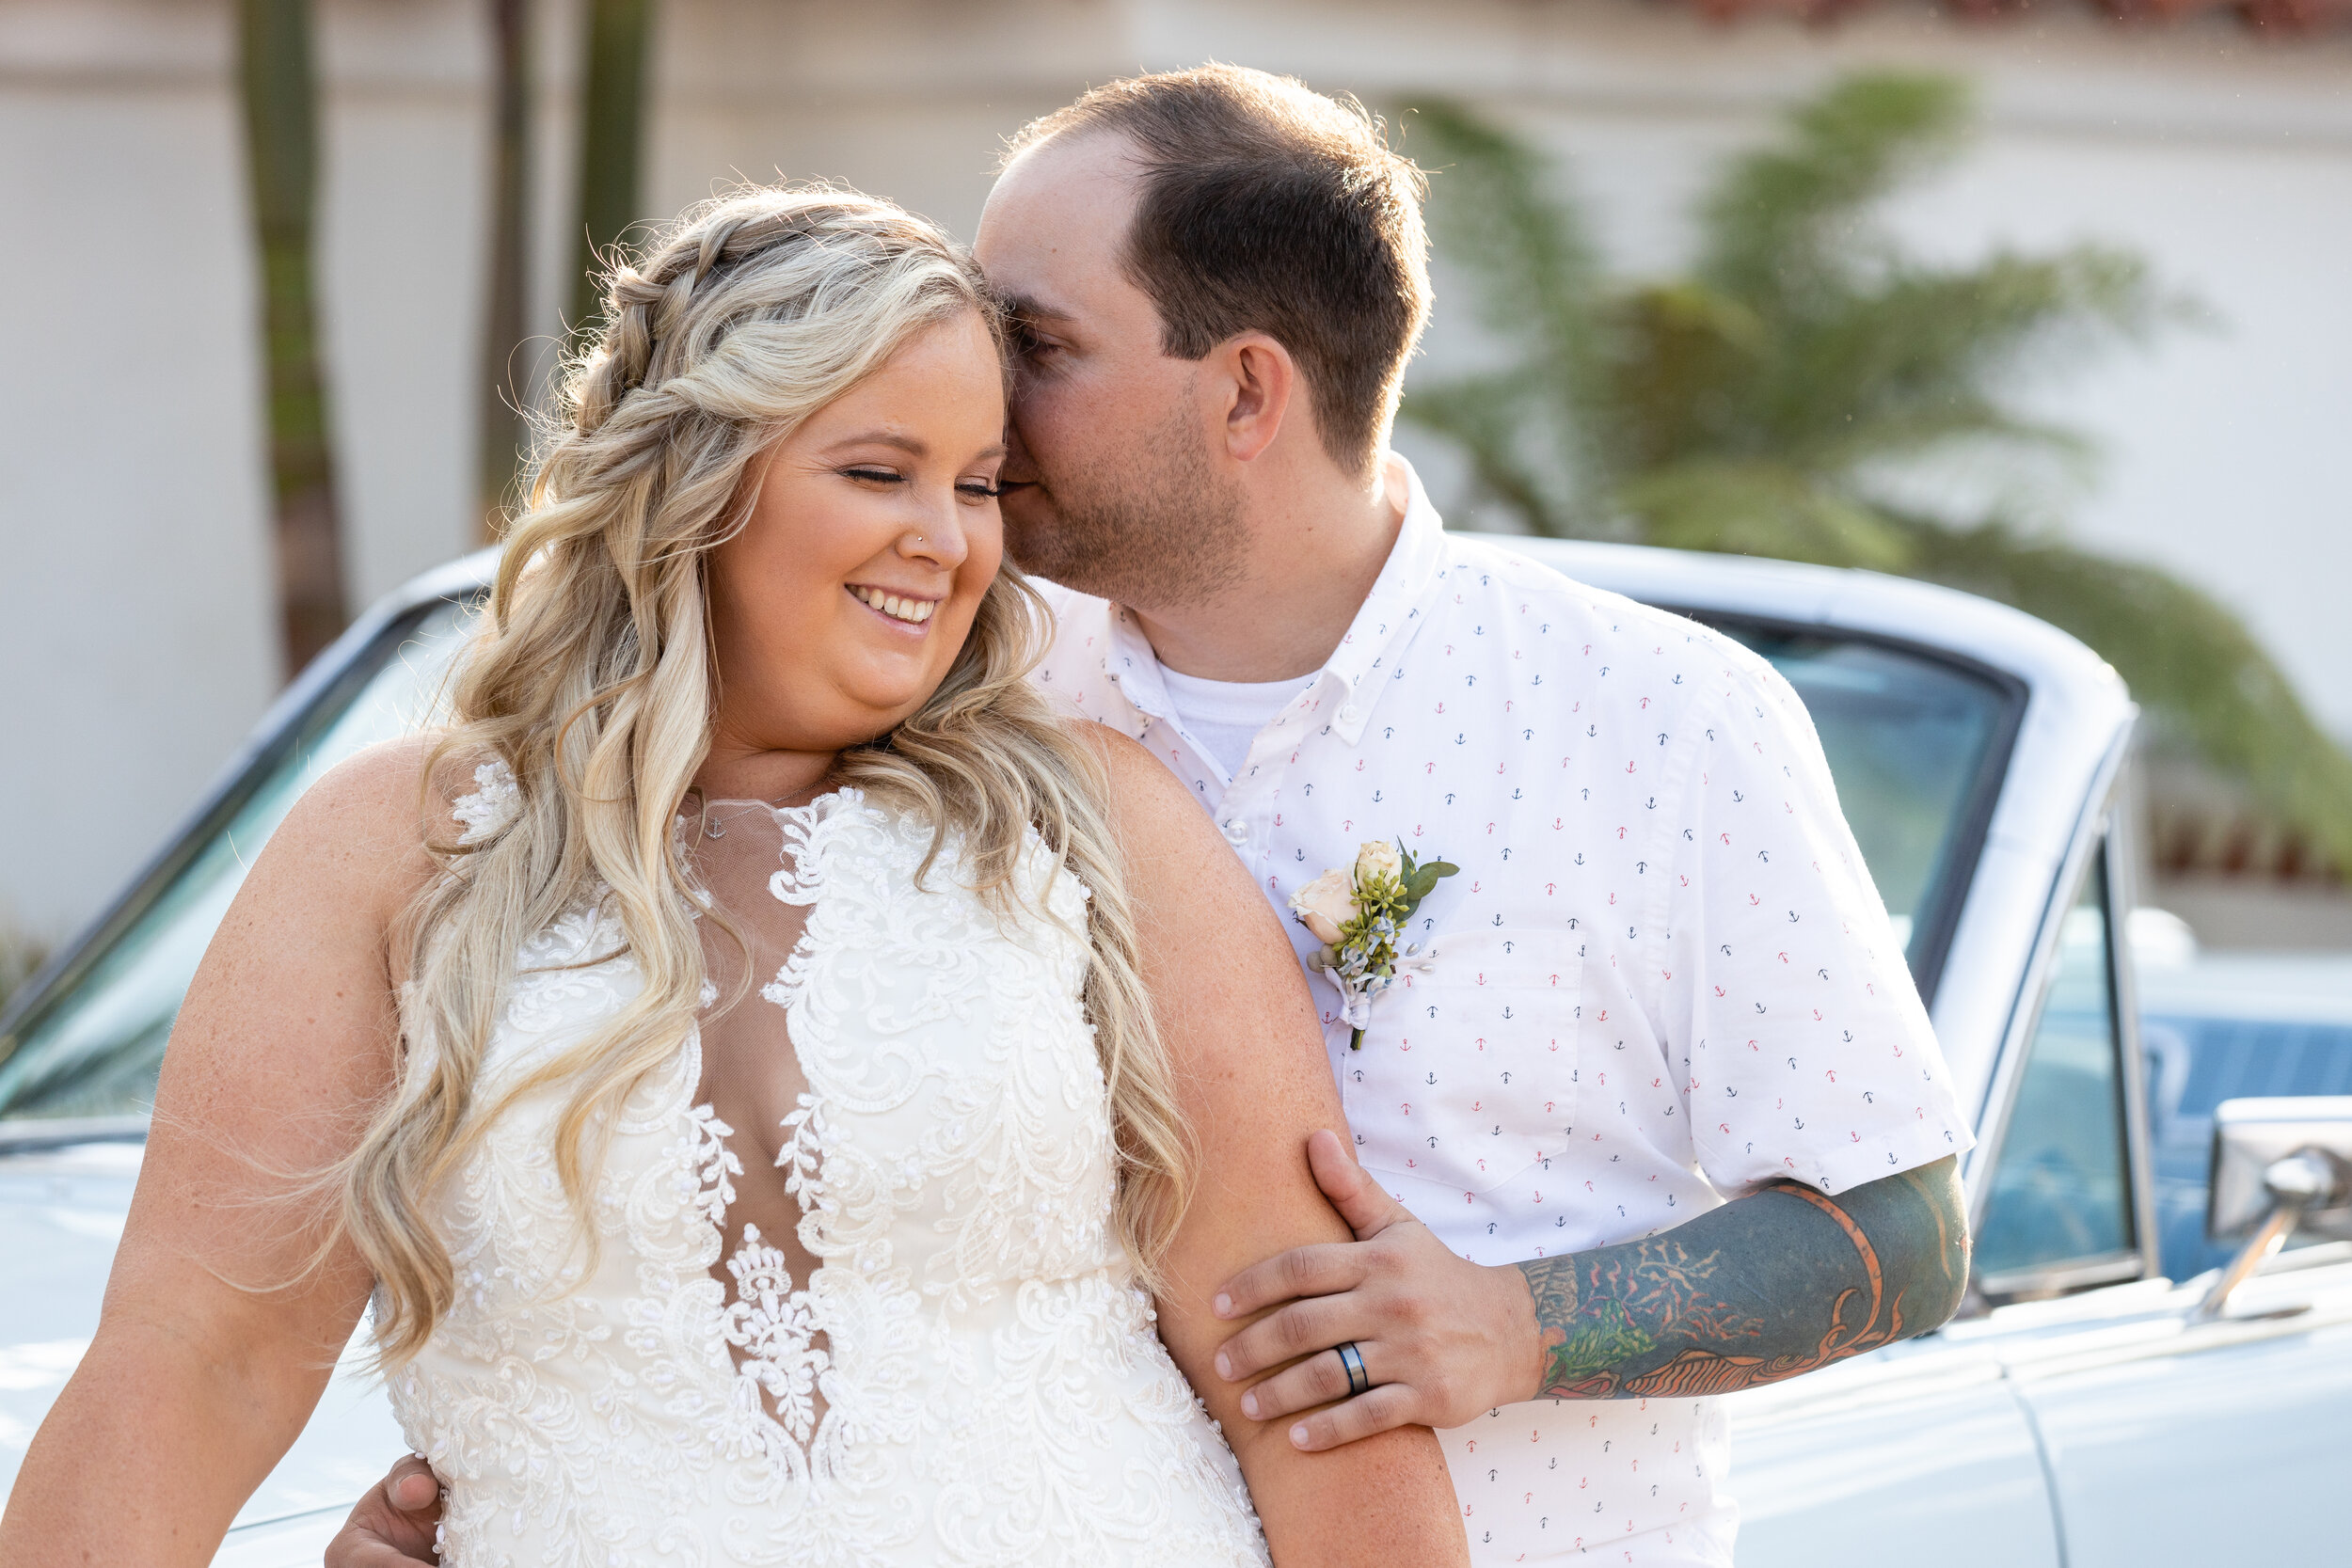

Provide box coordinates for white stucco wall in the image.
[0,0,277,944]
[3,0,2346,940]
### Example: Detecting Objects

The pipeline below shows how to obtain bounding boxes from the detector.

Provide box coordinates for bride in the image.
[2,188,1465,1566]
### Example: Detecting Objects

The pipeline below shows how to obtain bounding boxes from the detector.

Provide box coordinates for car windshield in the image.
[0,599,477,1120]
[0,596,2016,1124]
[1693,616,2016,999]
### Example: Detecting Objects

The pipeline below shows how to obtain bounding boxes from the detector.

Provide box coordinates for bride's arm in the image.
[0,741,438,1565]
[1090,731,1469,1568]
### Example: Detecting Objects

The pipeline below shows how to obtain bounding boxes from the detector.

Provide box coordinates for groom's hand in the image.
[324,1452,444,1567]
[1210,1129,1542,1450]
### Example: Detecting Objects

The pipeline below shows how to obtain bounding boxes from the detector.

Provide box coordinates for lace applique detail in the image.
[450,759,519,844]
[721,1225,829,1444]
[682,1101,741,1229]
[387,793,1269,1567]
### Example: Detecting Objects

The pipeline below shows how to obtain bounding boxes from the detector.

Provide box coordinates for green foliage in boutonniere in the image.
[1290,839,1460,1049]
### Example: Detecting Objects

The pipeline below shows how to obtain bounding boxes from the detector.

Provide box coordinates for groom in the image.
[334,66,1971,1566]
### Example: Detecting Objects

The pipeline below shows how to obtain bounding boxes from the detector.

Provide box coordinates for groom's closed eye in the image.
[996,293,1073,358]
[1009,322,1061,361]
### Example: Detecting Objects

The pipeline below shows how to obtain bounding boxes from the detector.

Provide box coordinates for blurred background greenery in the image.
[1401,71,2352,883]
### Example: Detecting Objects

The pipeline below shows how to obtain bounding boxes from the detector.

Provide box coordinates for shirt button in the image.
[1221,818,1248,846]
[1339,703,1361,724]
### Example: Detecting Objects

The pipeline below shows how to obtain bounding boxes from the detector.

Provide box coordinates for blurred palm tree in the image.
[569,0,658,352]
[238,0,348,676]
[476,0,536,545]
[1401,71,2352,874]
[475,0,660,540]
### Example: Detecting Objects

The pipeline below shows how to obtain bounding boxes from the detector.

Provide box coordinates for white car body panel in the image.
[1724,1343,2058,1568]
[0,1137,407,1539]
[2003,1250,2352,1567]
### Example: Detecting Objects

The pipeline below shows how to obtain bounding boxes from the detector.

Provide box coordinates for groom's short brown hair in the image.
[1009,65,1431,481]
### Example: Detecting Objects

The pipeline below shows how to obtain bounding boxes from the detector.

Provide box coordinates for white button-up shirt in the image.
[1031,458,1972,1565]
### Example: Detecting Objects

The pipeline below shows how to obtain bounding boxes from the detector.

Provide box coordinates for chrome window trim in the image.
[1976,1248,2147,1302]
[1963,775,2110,1238]
[1962,778,2165,1302]
[2104,811,2164,1291]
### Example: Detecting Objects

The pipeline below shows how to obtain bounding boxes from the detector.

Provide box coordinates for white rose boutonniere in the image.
[1291,870,1359,946]
[1288,839,1459,1050]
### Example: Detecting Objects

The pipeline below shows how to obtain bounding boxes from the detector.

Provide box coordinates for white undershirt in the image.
[1154,665,1315,782]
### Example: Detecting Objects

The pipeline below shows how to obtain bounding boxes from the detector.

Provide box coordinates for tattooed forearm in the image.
[1517,1155,1968,1400]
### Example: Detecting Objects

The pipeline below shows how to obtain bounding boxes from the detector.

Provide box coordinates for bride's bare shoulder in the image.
[260,734,483,918]
[1067,722,1213,852]
[1061,721,1268,919]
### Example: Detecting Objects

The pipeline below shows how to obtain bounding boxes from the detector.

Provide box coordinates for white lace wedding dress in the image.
[384,774,1269,1567]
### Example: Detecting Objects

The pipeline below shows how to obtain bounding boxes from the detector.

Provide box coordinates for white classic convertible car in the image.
[3,539,2347,1564]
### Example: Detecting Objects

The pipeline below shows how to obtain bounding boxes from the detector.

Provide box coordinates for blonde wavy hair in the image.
[348,186,1191,1365]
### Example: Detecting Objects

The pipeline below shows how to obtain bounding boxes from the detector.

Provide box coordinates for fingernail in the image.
[1241,1390,1259,1418]
[1213,1292,1232,1318]
[1215,1351,1232,1380]
[1290,1423,1311,1449]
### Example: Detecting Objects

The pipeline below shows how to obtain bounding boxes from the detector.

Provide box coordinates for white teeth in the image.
[854,586,932,626]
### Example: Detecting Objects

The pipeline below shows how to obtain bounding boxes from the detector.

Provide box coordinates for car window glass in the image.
[1974,848,2137,1281]
[1700,621,2010,991]
[2141,994,2352,1282]
[0,601,474,1119]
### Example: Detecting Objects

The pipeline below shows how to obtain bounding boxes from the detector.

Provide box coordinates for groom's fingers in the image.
[1213,1238,1368,1323]
[1284,1384,1420,1452]
[1303,1127,1408,1240]
[1237,1341,1376,1422]
[1213,1291,1359,1384]
[324,1453,444,1568]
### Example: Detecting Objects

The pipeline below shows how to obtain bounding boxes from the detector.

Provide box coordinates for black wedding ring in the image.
[1336,1339,1370,1398]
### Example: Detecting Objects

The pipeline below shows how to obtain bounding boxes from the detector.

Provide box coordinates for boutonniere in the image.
[1289,839,1459,1050]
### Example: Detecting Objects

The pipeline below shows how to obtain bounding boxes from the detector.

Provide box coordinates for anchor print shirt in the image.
[1028,457,1973,1566]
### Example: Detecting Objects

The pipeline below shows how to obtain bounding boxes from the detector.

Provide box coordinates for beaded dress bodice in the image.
[385,776,1267,1567]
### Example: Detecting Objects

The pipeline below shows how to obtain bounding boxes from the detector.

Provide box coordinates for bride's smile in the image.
[703,309,1007,797]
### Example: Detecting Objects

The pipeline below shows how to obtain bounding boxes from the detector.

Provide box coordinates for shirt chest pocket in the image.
[1339,928,1580,1196]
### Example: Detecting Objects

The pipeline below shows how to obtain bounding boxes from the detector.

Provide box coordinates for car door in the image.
[2007,1260,2352,1568]
[1964,830,2352,1566]
[1720,1336,2060,1568]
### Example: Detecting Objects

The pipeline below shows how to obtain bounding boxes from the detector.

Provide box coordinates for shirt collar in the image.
[1102,603,1176,722]
[1318,454,1447,743]
[1100,453,1449,743]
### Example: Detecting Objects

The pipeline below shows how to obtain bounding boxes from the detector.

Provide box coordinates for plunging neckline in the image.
[681,789,851,1463]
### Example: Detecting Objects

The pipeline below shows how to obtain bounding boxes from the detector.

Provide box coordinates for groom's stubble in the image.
[1003,394,1251,616]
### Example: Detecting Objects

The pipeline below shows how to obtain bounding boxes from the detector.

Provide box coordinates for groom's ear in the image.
[1215,331,1299,466]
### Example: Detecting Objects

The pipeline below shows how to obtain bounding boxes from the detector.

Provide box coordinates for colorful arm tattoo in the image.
[1516,1155,1969,1400]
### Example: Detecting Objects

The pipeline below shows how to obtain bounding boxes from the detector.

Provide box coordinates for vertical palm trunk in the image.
[477,0,535,542]
[569,0,657,349]
[238,0,347,678]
